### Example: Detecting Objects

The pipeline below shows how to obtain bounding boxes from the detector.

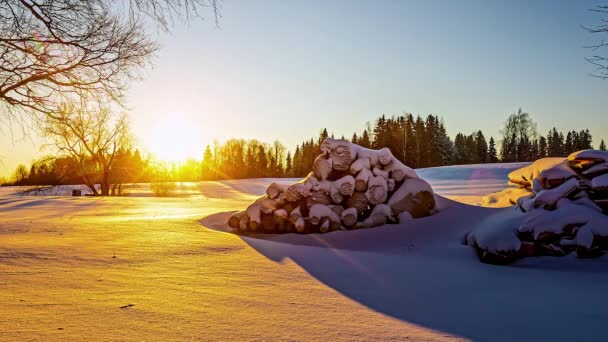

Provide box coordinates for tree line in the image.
[4,109,606,187]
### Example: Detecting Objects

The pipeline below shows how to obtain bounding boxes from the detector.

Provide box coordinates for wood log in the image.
[366,175,388,205]
[274,209,288,221]
[246,197,264,230]
[266,182,287,199]
[228,211,245,229]
[372,167,389,180]
[330,220,342,231]
[319,218,330,234]
[346,192,369,214]
[289,206,302,224]
[308,204,341,226]
[387,178,435,218]
[356,204,392,229]
[350,157,371,174]
[335,175,355,196]
[283,173,315,202]
[239,213,250,231]
[320,138,358,171]
[357,146,393,167]
[387,178,396,192]
[383,156,418,181]
[307,190,332,208]
[313,154,332,180]
[355,168,372,192]
[260,198,279,214]
[329,205,344,216]
[341,207,358,228]
[274,209,288,233]
[294,217,306,233]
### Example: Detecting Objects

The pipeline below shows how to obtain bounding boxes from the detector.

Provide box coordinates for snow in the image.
[508,157,576,187]
[1,163,607,341]
[568,149,608,162]
[592,173,608,191]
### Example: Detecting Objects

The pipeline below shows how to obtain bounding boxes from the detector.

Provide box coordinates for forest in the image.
[3,109,605,188]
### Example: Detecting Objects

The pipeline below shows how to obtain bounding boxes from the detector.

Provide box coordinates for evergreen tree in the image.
[600,139,607,151]
[564,131,574,155]
[201,145,214,180]
[351,132,358,144]
[359,129,371,148]
[319,128,329,145]
[475,130,488,163]
[284,152,292,177]
[538,136,547,158]
[488,137,498,163]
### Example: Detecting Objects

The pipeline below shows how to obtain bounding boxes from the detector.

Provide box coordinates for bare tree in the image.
[500,108,537,162]
[0,0,219,123]
[583,5,608,79]
[43,103,130,195]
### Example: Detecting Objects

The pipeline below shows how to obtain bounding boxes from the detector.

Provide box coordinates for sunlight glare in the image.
[148,115,202,162]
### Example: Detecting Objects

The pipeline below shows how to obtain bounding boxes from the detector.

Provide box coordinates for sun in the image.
[147,116,202,162]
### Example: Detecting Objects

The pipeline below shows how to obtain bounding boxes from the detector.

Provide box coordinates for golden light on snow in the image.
[147,115,203,162]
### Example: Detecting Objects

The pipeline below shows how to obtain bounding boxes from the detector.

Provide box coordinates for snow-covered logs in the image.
[468,150,608,264]
[228,138,437,234]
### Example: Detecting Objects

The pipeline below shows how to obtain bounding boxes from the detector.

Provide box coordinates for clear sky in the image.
[1,0,607,177]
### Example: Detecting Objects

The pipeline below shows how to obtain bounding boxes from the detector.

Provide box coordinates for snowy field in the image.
[1,163,608,341]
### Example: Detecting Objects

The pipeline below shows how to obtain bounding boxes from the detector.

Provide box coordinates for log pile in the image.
[467,150,608,264]
[228,138,437,234]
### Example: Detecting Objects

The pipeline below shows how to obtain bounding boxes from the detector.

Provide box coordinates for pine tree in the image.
[359,129,371,148]
[201,145,214,180]
[319,128,329,145]
[351,133,358,144]
[488,137,498,163]
[284,152,292,177]
[538,136,547,158]
[600,139,607,151]
[564,131,574,155]
[475,130,488,163]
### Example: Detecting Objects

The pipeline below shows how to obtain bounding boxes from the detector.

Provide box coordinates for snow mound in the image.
[227,139,437,234]
[468,149,608,264]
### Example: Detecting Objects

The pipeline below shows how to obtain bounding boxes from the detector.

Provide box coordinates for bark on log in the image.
[307,191,333,208]
[261,198,279,214]
[309,204,341,226]
[228,211,245,229]
[266,182,287,199]
[346,191,369,214]
[239,213,250,231]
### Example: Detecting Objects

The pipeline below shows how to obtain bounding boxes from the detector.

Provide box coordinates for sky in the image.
[1,0,608,177]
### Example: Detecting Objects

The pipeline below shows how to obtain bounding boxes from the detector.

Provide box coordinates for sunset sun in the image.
[147,116,203,162]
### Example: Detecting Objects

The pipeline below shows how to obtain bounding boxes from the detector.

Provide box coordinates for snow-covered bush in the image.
[151,182,176,197]
[468,150,608,264]
[228,138,437,234]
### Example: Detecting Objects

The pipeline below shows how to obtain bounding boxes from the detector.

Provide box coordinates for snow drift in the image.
[228,138,437,234]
